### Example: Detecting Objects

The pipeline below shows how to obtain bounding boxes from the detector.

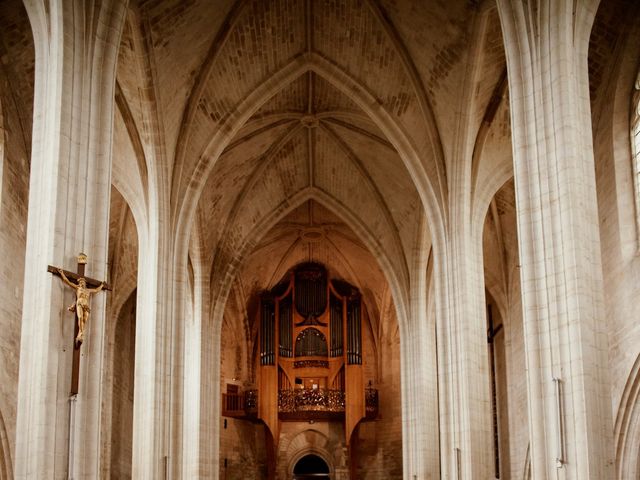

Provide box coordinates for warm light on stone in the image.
[0,0,637,479]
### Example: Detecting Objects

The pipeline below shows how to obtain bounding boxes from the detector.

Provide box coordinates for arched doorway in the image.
[293,453,330,479]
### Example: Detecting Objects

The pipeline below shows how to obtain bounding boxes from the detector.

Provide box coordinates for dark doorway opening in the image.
[293,454,330,479]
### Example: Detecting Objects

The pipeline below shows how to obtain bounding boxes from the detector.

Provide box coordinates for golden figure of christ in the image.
[48,253,110,394]
[57,268,105,346]
[49,253,110,349]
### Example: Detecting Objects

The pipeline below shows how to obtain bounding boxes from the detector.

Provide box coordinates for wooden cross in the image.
[48,253,111,395]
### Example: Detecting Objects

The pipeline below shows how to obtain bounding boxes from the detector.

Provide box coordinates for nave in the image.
[0,0,638,478]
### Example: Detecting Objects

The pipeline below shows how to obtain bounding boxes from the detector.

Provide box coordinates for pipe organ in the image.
[256,262,373,446]
[260,299,275,365]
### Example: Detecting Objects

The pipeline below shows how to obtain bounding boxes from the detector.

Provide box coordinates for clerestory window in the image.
[633,70,640,245]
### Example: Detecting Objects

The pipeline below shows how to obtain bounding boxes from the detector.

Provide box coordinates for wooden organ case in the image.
[257,263,375,451]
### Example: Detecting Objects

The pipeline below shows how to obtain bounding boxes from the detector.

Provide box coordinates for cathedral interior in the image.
[0,0,639,478]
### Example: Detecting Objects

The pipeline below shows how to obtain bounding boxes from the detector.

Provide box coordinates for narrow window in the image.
[632,70,640,245]
[0,99,4,213]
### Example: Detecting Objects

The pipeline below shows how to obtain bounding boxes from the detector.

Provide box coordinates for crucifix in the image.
[48,253,111,395]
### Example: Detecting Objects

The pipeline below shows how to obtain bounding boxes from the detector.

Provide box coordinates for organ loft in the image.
[222,262,378,478]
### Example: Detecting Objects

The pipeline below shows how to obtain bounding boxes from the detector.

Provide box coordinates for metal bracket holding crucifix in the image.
[48,253,111,394]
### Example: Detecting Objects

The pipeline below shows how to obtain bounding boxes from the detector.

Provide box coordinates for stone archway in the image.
[615,353,640,479]
[293,453,330,480]
[0,409,12,480]
[280,428,345,480]
[110,290,137,479]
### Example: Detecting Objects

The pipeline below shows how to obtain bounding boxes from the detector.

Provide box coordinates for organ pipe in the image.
[294,263,327,317]
[347,297,362,365]
[330,294,343,357]
[260,264,362,366]
[295,328,328,357]
[279,295,293,357]
[260,299,275,365]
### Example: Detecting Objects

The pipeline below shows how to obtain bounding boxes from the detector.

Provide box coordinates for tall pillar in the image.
[401,228,440,479]
[122,12,182,475]
[181,231,217,477]
[497,1,614,477]
[434,223,493,479]
[15,1,126,478]
[132,209,182,478]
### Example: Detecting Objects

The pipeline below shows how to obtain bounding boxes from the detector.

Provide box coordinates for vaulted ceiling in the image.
[0,0,637,329]
[234,199,392,342]
[197,68,423,298]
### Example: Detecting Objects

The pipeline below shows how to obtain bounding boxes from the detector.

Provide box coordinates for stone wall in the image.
[483,179,529,480]
[218,419,268,480]
[100,188,139,478]
[0,63,30,479]
[591,16,640,474]
[219,289,267,479]
[354,324,403,479]
[110,292,136,479]
[218,270,403,479]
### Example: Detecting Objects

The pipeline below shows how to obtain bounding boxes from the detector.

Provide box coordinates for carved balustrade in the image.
[279,388,346,413]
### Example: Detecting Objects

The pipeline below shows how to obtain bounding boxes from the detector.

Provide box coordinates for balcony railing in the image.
[278,387,379,421]
[222,388,379,421]
[279,388,346,413]
[222,389,258,419]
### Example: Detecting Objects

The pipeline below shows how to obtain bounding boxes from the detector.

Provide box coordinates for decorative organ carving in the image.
[252,262,376,445]
[295,328,328,357]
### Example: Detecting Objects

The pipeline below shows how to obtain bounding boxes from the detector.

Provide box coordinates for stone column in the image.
[15,1,126,478]
[496,1,614,478]
[434,223,493,479]
[132,208,183,478]
[401,229,440,479]
[181,230,217,477]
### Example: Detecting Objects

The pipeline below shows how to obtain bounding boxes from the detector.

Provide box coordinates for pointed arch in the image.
[172,0,250,177]
[615,353,640,479]
[174,54,446,271]
[173,0,446,229]
[471,161,514,243]
[108,184,142,318]
[109,289,137,479]
[209,186,410,332]
[0,408,12,480]
[523,444,531,480]
[114,81,149,216]
[209,115,409,298]
[363,0,445,189]
[203,187,411,474]
[283,429,334,478]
